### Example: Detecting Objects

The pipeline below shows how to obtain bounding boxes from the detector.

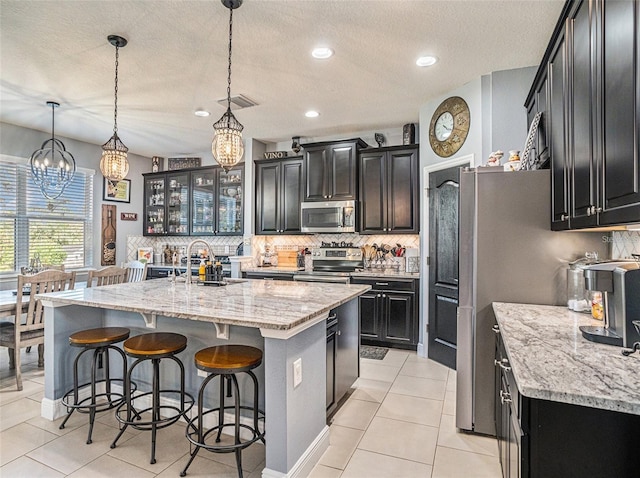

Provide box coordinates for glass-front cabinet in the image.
[190,169,216,235]
[143,165,243,236]
[217,166,243,235]
[144,171,189,236]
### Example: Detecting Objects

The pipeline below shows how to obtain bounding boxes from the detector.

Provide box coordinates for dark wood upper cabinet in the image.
[548,29,570,230]
[255,157,304,235]
[529,0,640,229]
[303,139,367,201]
[596,0,640,225]
[359,145,419,234]
[568,0,597,228]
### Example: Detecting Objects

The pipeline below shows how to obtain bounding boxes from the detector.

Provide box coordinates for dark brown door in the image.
[359,151,386,233]
[280,159,304,233]
[255,162,280,234]
[428,165,463,369]
[328,142,357,200]
[305,147,327,201]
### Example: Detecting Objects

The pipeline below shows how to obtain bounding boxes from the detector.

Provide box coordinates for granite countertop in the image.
[493,302,640,416]
[37,279,370,331]
[242,267,419,280]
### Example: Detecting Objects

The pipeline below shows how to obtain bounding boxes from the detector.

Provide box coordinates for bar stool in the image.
[181,345,265,478]
[110,332,194,464]
[59,327,131,444]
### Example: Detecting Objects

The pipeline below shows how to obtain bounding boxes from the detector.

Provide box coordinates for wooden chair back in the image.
[87,266,127,287]
[1,269,76,390]
[126,260,148,282]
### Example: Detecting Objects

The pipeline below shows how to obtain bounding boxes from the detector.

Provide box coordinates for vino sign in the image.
[121,212,138,221]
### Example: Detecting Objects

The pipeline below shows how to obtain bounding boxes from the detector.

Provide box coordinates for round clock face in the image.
[435,112,454,141]
[429,96,470,158]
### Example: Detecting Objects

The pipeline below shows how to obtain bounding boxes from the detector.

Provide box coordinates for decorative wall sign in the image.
[103,178,131,203]
[168,157,201,170]
[101,204,117,266]
[263,151,288,160]
[121,212,138,221]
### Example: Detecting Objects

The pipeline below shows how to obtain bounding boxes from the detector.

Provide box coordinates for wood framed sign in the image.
[121,212,138,221]
[168,157,201,170]
[101,204,117,266]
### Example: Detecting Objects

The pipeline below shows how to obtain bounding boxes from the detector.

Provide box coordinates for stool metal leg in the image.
[59,347,90,431]
[86,348,100,444]
[111,356,141,449]
[150,358,160,464]
[230,374,243,478]
[216,374,225,443]
[247,370,265,445]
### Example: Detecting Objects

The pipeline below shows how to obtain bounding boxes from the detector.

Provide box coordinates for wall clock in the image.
[429,96,470,157]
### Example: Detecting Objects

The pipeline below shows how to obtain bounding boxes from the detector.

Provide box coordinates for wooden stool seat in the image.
[195,345,263,374]
[123,332,187,357]
[69,327,130,346]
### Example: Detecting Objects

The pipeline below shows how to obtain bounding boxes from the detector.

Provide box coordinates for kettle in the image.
[567,252,599,312]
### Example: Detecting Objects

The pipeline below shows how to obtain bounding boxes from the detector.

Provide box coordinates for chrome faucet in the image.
[185,239,214,285]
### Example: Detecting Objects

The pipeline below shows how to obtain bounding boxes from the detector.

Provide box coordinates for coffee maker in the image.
[580,261,640,347]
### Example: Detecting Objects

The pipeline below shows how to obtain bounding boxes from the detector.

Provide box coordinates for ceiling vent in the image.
[217,94,258,110]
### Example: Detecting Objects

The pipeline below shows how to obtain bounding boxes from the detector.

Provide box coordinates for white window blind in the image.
[0,157,94,273]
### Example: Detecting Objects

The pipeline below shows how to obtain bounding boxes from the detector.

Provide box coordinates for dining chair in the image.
[87,266,128,287]
[125,260,148,282]
[0,270,76,390]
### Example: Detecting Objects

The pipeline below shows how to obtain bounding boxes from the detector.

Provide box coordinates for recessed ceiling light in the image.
[416,56,438,67]
[312,47,334,59]
[305,110,320,118]
[194,109,210,117]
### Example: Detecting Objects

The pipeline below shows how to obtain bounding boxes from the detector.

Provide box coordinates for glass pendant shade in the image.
[101,132,129,181]
[212,108,244,171]
[29,101,76,200]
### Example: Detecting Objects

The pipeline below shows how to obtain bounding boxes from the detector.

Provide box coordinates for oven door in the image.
[300,201,355,233]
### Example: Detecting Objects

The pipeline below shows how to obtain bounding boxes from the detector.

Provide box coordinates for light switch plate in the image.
[293,358,302,388]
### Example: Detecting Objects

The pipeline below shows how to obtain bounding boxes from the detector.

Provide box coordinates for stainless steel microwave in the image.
[301,200,356,233]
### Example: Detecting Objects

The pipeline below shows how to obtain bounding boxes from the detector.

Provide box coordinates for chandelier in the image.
[100,35,129,181]
[212,0,244,172]
[29,101,76,200]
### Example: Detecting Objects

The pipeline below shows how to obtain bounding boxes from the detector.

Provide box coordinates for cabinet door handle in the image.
[560,214,567,221]
[494,358,512,372]
[594,206,602,213]
[586,207,592,216]
[377,294,382,298]
[375,282,389,286]
[382,294,386,298]
[492,325,500,334]
[500,390,512,404]
[337,330,341,336]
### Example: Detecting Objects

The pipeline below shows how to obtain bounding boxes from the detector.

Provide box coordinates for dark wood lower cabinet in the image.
[495,326,640,478]
[352,278,418,350]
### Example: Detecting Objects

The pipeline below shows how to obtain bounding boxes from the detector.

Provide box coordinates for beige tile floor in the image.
[0,347,501,477]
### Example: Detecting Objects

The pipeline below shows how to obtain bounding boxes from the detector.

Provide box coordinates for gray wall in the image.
[0,121,149,269]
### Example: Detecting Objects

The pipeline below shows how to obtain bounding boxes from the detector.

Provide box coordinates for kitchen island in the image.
[492,302,640,478]
[37,278,370,478]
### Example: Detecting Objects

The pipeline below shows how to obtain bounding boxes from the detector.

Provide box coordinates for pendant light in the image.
[29,101,76,200]
[100,35,129,181]
[212,0,244,172]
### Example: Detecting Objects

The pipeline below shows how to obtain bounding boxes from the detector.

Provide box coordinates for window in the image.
[0,155,94,273]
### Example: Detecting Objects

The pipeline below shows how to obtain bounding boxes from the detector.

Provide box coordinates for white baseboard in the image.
[261,425,330,478]
[417,341,426,358]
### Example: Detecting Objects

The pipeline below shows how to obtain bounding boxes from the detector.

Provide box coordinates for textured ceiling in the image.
[0,0,564,158]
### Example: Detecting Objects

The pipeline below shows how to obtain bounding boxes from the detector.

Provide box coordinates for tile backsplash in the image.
[611,231,640,259]
[127,233,420,265]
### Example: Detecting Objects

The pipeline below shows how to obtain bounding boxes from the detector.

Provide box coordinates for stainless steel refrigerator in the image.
[455,168,608,435]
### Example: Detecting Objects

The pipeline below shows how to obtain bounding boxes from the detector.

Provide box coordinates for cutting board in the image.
[277,251,298,268]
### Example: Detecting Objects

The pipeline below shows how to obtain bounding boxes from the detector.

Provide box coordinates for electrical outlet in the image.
[197,369,208,378]
[293,358,302,388]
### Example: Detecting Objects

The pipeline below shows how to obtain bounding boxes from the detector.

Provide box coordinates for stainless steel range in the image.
[294,243,363,284]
